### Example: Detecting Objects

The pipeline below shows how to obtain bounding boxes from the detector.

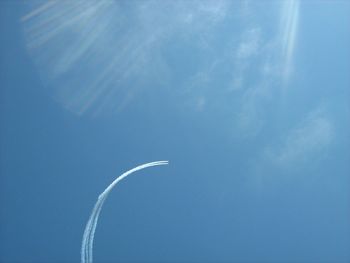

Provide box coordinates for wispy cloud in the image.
[233,0,300,136]
[236,87,266,137]
[230,27,261,91]
[236,28,261,59]
[264,108,334,166]
[21,0,300,128]
[195,96,207,112]
[232,0,300,89]
[21,1,231,116]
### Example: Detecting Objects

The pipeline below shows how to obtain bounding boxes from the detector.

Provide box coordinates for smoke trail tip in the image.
[156,160,169,164]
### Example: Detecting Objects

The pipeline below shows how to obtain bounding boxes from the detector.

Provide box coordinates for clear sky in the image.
[1,1,350,262]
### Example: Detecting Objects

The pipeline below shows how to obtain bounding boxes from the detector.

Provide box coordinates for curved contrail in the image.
[81,160,169,263]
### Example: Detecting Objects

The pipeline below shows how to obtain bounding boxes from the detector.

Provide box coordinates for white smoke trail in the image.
[81,160,169,263]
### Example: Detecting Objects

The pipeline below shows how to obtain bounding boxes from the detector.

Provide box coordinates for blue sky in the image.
[1,1,350,262]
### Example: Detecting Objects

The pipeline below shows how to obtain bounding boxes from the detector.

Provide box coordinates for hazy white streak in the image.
[21,1,57,22]
[81,160,169,263]
[280,0,300,81]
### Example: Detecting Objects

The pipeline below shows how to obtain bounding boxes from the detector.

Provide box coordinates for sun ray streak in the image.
[280,0,300,82]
